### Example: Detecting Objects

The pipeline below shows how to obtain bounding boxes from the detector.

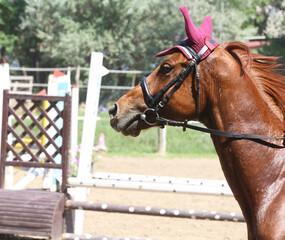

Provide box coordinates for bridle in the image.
[139,41,285,148]
[140,40,204,125]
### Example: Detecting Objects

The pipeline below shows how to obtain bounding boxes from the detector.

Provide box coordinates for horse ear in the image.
[199,16,213,38]
[179,6,203,44]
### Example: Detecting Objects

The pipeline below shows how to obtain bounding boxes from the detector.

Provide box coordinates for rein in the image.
[140,42,285,148]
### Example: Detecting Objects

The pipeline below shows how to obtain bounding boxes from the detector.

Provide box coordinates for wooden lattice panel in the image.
[0,90,71,192]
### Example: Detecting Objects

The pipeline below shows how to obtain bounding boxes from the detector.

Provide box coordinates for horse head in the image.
[109,6,220,136]
[109,6,285,239]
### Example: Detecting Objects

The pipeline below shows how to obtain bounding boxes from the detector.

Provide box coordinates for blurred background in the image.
[1,0,284,156]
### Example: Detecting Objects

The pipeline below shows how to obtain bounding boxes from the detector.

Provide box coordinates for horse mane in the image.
[223,41,285,122]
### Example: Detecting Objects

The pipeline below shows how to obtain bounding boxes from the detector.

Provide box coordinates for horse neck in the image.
[198,51,285,233]
[200,57,284,144]
[200,52,284,174]
[199,53,285,204]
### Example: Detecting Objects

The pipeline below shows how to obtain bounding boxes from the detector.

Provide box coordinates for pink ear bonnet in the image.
[156,6,219,60]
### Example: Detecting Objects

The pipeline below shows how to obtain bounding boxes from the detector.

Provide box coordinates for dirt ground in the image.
[10,155,247,240]
[81,156,247,240]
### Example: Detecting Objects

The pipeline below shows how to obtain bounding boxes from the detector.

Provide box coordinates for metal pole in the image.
[66,200,245,222]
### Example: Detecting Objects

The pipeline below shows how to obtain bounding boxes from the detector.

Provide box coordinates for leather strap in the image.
[140,60,196,110]
[156,116,285,148]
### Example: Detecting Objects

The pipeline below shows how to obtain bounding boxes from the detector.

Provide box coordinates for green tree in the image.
[256,1,285,62]
[5,0,278,69]
[18,0,261,70]
[0,0,26,62]
[18,0,181,70]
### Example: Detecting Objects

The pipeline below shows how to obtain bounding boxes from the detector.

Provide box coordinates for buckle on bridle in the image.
[140,108,159,125]
[158,101,165,108]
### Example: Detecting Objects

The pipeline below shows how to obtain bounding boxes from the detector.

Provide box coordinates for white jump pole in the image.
[93,172,230,187]
[68,177,233,196]
[11,168,44,190]
[74,52,109,234]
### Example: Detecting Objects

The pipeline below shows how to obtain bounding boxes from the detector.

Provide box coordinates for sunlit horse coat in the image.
[109,6,285,240]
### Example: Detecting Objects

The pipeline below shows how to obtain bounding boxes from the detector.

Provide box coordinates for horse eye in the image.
[161,63,173,74]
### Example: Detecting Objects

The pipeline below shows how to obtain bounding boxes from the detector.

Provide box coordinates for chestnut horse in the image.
[109,9,285,240]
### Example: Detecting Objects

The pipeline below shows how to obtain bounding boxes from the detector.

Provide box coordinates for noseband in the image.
[139,41,285,148]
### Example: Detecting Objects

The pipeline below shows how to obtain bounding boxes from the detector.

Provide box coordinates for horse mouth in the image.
[123,119,143,137]
[110,115,143,137]
[109,105,144,137]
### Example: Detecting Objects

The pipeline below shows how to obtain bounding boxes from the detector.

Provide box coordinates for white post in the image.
[0,64,10,152]
[74,52,109,234]
[0,64,11,188]
[71,85,79,161]
[158,127,167,154]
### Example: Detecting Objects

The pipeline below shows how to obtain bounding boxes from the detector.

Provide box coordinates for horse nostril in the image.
[108,104,118,118]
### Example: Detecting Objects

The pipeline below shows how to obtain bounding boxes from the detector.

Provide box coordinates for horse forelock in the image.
[223,41,285,122]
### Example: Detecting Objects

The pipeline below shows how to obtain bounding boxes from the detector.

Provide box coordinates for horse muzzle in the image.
[108,103,145,137]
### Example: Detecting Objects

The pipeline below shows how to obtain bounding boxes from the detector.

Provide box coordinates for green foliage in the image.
[0,0,26,61]
[256,1,285,62]
[2,0,285,86]
[259,36,285,64]
[18,0,183,70]
[4,0,266,70]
